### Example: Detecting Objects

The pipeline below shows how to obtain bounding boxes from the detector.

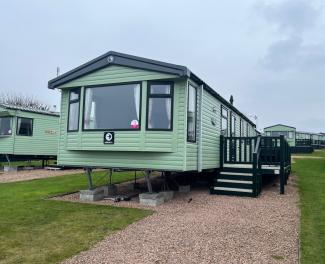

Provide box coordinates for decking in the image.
[211,135,291,197]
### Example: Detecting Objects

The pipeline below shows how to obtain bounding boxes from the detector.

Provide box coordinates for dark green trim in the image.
[67,88,81,132]
[146,81,174,131]
[186,83,197,143]
[16,117,33,137]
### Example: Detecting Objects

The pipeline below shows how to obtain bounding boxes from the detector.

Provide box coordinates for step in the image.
[220,171,252,176]
[212,186,253,193]
[215,181,253,189]
[223,163,253,168]
[215,174,253,181]
[217,179,253,184]
[220,167,253,173]
[210,188,256,197]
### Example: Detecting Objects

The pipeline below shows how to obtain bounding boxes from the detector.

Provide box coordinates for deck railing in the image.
[220,135,291,194]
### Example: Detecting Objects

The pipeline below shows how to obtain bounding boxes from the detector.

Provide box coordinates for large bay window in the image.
[221,107,228,136]
[83,83,141,130]
[68,88,80,131]
[0,117,12,136]
[187,84,197,142]
[147,82,173,130]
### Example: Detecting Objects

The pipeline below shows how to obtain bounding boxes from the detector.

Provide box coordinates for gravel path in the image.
[0,169,84,183]
[59,175,299,264]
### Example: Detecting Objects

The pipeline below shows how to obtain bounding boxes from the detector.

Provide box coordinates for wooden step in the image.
[223,163,253,168]
[215,181,253,189]
[220,171,252,176]
[212,186,253,193]
[217,179,253,184]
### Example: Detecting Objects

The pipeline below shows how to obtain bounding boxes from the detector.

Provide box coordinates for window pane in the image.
[221,117,227,136]
[187,85,196,141]
[0,117,12,135]
[150,84,171,94]
[148,98,171,129]
[70,90,79,101]
[231,115,236,136]
[17,118,33,136]
[222,108,228,117]
[68,102,79,131]
[84,83,141,130]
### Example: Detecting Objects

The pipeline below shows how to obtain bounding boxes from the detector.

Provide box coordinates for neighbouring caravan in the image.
[48,51,291,197]
[264,124,325,152]
[0,103,60,164]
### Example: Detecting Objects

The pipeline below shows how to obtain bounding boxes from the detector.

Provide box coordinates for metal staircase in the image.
[211,135,291,197]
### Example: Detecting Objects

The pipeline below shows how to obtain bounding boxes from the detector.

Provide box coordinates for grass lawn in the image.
[293,150,325,264]
[0,171,151,264]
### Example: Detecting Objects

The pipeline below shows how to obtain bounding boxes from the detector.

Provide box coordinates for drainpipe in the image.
[197,84,203,172]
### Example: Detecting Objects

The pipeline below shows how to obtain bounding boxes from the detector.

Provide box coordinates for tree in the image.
[0,93,51,111]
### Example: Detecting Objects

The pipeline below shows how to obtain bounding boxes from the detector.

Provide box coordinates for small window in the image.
[147,82,173,130]
[221,107,228,136]
[0,117,12,136]
[68,88,80,131]
[265,131,271,136]
[288,132,294,139]
[17,117,33,136]
[231,113,236,137]
[187,84,197,142]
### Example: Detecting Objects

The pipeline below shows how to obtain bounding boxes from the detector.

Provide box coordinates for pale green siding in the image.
[0,108,59,156]
[59,65,177,89]
[57,65,187,171]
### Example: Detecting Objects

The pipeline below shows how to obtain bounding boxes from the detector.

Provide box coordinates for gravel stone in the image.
[59,176,299,264]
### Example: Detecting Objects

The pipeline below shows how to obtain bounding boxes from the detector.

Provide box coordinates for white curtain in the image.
[165,98,171,129]
[134,84,140,120]
[84,89,94,129]
[17,118,22,134]
[148,99,153,128]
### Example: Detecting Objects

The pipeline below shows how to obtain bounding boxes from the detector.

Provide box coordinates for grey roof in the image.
[0,103,60,117]
[48,51,255,127]
[264,124,296,130]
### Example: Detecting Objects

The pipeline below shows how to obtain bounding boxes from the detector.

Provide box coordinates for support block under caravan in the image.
[79,188,104,201]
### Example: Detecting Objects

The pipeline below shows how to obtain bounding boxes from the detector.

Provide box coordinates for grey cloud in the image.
[261,36,325,70]
[256,0,322,34]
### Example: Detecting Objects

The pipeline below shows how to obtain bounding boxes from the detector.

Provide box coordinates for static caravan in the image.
[48,51,290,196]
[0,103,60,164]
[264,124,296,146]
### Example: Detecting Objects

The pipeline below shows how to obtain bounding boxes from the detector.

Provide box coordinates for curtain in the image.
[84,89,94,129]
[148,99,153,128]
[165,98,171,129]
[134,84,140,120]
[17,118,22,134]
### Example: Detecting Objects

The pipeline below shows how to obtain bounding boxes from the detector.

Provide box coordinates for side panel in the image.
[0,115,15,155]
[13,112,59,156]
[201,89,221,170]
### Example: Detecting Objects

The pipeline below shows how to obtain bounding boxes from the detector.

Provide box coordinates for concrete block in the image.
[3,166,18,172]
[139,192,165,206]
[101,184,118,197]
[179,185,191,193]
[80,188,104,201]
[160,191,174,202]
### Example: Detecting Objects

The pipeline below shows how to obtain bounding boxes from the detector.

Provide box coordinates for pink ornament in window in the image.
[130,120,139,129]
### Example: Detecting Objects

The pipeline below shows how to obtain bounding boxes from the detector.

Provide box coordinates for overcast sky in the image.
[0,0,324,132]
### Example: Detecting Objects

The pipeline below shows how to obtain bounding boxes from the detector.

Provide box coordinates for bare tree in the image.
[0,93,51,111]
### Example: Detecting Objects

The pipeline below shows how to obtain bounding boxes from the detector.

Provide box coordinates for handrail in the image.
[252,135,261,196]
